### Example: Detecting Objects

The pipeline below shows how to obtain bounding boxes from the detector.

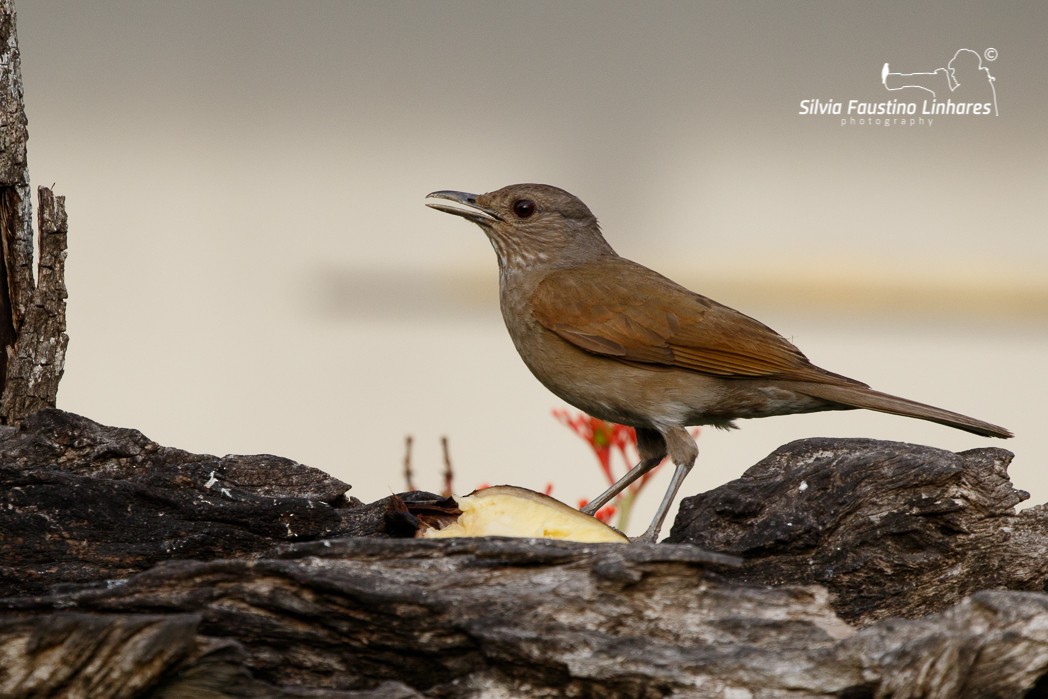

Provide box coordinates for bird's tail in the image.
[795,382,1013,439]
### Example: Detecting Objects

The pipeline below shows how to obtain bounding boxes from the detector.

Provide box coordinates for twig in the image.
[403,435,415,492]
[441,436,454,497]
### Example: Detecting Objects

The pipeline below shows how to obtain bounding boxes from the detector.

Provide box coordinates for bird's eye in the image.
[512,199,536,219]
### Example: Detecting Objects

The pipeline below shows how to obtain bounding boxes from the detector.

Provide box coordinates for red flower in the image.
[553,408,634,484]
[578,499,617,524]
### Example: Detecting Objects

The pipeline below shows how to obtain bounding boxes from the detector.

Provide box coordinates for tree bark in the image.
[668,437,1048,625]
[0,0,68,424]
[2,409,1047,698]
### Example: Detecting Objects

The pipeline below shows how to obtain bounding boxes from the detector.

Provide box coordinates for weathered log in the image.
[669,438,1048,625]
[1,409,1047,697]
[2,540,1048,698]
[0,409,407,598]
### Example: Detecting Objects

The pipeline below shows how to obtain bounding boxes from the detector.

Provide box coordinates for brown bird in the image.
[426,184,1012,542]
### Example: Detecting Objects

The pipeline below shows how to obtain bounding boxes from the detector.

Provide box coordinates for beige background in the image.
[15,1,1047,536]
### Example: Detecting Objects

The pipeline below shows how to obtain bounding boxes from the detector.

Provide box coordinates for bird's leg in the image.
[635,426,698,543]
[581,428,666,515]
[581,457,660,515]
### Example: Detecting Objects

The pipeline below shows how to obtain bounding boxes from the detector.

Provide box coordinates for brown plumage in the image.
[427,183,1012,541]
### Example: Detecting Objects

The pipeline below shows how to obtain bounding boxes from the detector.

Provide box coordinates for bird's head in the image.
[426,183,614,270]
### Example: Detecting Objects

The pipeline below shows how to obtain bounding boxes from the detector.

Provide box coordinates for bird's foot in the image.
[629,525,661,544]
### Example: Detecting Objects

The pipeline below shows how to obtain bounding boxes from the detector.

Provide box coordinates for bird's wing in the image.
[531,259,864,385]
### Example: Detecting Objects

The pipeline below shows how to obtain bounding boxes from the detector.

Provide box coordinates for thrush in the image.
[426,183,1012,542]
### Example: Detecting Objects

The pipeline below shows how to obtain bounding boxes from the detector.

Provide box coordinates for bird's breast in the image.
[496,279,697,426]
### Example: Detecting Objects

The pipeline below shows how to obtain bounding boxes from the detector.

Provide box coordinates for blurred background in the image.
[15,1,1047,536]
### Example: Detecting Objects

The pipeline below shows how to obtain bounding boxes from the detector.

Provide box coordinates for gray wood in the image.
[2,409,1046,698]
[0,0,69,424]
[670,437,1048,625]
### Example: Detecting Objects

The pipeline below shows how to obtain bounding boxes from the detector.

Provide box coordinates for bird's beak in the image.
[426,190,502,224]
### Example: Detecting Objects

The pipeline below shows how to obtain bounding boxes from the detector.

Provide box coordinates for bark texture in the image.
[0,0,68,424]
[2,409,1046,698]
[668,437,1047,624]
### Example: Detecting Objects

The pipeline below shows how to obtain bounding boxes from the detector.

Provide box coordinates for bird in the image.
[425,183,1012,542]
